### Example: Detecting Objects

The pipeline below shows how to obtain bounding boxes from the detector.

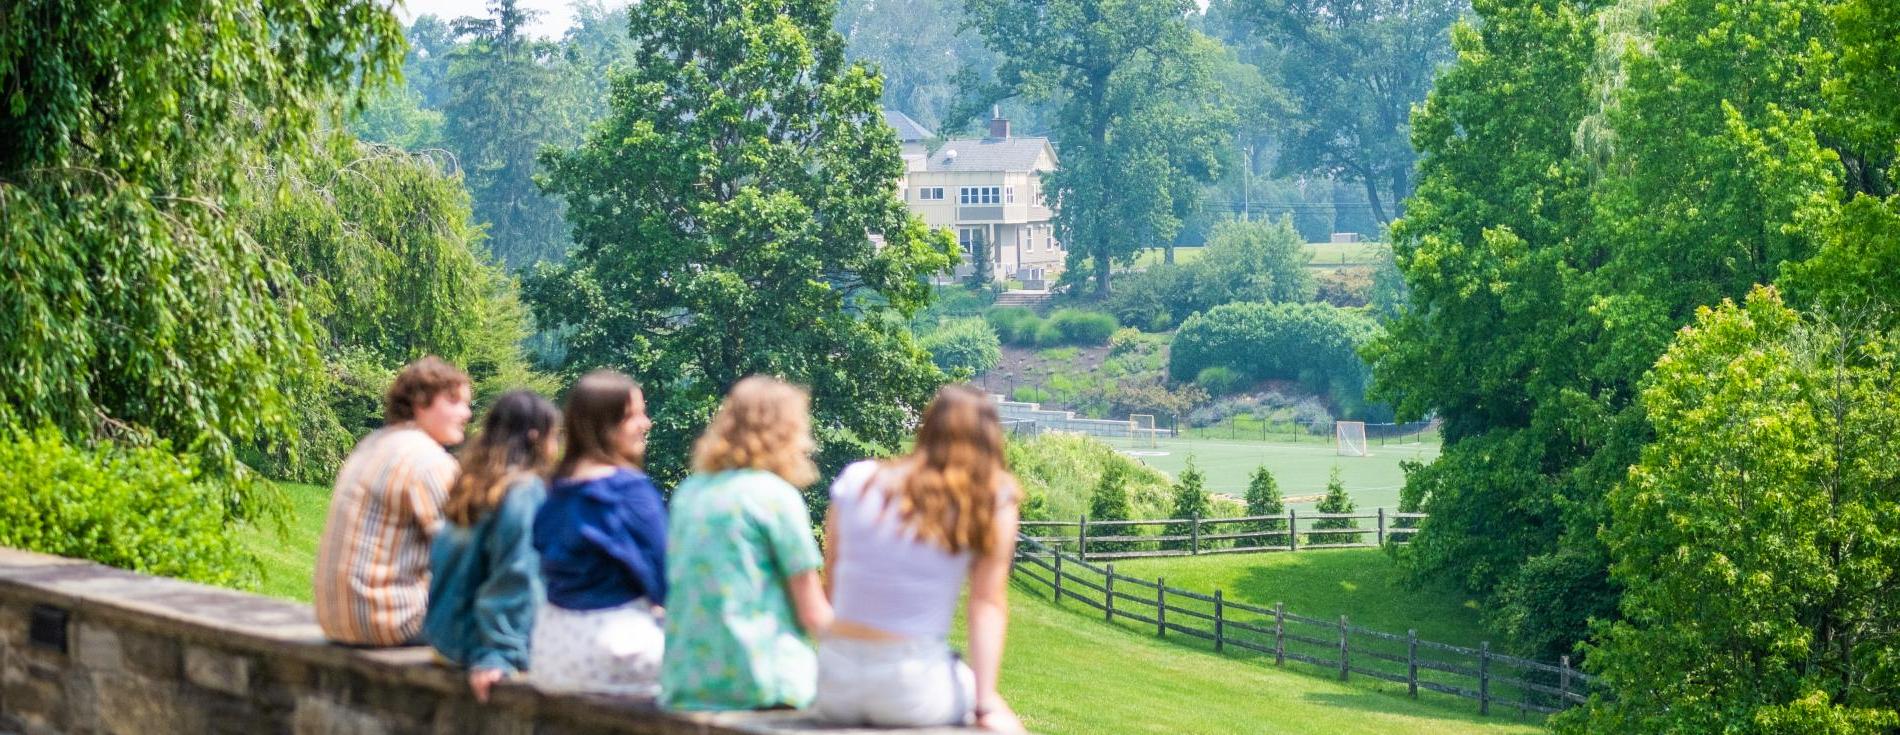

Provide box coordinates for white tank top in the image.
[828,460,980,639]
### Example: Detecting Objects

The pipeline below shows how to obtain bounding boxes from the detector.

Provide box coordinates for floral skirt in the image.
[529,598,664,697]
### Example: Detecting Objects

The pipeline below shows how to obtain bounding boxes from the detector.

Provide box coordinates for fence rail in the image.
[1011,536,1594,717]
[1019,508,1423,560]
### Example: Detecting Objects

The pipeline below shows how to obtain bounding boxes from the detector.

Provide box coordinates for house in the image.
[887,109,1065,286]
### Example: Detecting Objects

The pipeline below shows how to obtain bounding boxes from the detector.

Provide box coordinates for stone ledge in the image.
[0,548,975,735]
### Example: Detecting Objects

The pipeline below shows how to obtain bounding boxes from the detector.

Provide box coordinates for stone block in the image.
[73,623,121,672]
[293,694,390,735]
[184,645,251,696]
[118,626,180,680]
[92,670,206,735]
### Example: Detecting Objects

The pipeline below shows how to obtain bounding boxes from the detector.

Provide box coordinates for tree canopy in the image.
[528,0,958,488]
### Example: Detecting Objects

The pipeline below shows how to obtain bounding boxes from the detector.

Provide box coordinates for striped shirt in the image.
[314,426,457,646]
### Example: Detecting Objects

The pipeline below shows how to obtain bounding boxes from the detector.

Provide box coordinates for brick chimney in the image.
[988,105,1010,139]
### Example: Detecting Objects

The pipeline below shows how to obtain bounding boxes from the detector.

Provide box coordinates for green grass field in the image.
[1100,432,1440,510]
[242,482,1538,733]
[1115,549,1487,647]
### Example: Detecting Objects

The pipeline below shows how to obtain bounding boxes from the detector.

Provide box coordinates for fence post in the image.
[1338,615,1350,681]
[1560,655,1572,706]
[1156,579,1166,636]
[1273,602,1286,666]
[1377,507,1387,547]
[1053,549,1063,604]
[1078,515,1088,562]
[1214,589,1225,653]
[1191,512,1201,556]
[1289,509,1299,552]
[1479,641,1491,715]
[1407,629,1419,698]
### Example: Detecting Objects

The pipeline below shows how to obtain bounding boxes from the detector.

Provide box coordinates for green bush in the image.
[985,307,1043,346]
[1048,309,1119,345]
[1012,386,1053,403]
[0,427,256,588]
[1196,366,1248,396]
[1032,321,1066,347]
[1105,217,1316,329]
[1006,432,1173,521]
[919,317,1002,376]
[1170,301,1380,416]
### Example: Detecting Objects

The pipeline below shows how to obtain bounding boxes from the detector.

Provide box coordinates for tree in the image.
[1243,465,1286,547]
[1088,461,1135,553]
[1564,289,1900,733]
[1366,0,1841,661]
[963,0,1232,296]
[1311,467,1360,544]
[1,0,403,496]
[965,229,995,288]
[528,0,958,489]
[1165,458,1211,550]
[441,0,583,269]
[832,0,1037,131]
[1222,0,1464,225]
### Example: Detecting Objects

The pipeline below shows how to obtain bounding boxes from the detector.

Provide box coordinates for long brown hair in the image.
[555,370,643,479]
[887,384,1014,555]
[444,391,560,526]
[692,376,820,487]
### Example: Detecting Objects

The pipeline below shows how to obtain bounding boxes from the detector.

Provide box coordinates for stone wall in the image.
[0,548,965,735]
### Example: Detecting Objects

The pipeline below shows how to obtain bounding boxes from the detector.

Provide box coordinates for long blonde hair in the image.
[691,376,819,487]
[887,384,1013,555]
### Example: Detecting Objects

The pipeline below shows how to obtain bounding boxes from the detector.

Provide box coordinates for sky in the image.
[394,0,591,39]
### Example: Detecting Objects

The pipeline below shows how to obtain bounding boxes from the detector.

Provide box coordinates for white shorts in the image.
[814,636,974,727]
[529,598,664,697]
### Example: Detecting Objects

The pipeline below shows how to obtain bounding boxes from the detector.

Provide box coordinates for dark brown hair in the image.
[555,370,643,479]
[444,391,560,526]
[383,356,471,423]
[885,384,1014,555]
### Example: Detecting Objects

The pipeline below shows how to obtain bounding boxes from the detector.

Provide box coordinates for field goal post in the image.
[1335,421,1369,457]
[1129,414,1158,449]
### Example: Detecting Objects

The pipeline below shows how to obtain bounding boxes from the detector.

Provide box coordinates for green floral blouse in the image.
[660,469,824,711]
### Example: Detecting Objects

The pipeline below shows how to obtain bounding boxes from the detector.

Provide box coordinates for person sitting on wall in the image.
[529,370,669,696]
[423,390,560,701]
[660,376,833,711]
[314,356,473,646]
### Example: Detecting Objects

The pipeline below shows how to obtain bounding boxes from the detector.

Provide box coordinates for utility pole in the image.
[1242,142,1254,222]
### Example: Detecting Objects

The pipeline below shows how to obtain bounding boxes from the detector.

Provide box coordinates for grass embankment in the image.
[244,483,1538,733]
[1115,549,1487,647]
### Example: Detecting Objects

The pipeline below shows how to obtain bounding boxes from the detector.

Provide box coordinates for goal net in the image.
[1335,421,1369,457]
[1129,414,1159,449]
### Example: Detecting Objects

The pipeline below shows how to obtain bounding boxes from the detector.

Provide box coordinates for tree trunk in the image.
[1362,177,1391,227]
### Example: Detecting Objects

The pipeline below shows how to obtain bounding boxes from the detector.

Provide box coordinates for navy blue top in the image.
[533,467,669,610]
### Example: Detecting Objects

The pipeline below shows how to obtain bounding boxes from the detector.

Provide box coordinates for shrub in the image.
[1006,432,1173,521]
[1242,466,1287,547]
[984,307,1042,346]
[1169,301,1380,416]
[1048,309,1119,345]
[919,317,1002,376]
[1310,467,1362,545]
[1012,386,1052,403]
[0,427,256,587]
[1195,366,1248,396]
[1032,321,1066,347]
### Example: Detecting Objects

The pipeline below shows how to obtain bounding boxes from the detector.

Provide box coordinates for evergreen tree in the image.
[1088,462,1134,553]
[1312,467,1360,545]
[965,230,995,289]
[1166,458,1211,551]
[1243,465,1285,547]
[528,0,958,489]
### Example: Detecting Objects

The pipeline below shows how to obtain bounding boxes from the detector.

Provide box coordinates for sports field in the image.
[1107,433,1439,510]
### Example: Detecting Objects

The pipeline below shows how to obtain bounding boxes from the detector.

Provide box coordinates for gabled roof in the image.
[882,110,936,143]
[925,137,1054,173]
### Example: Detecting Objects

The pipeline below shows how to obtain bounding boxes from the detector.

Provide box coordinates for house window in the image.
[958,186,1001,205]
[957,227,986,256]
[1006,186,1016,204]
[918,187,945,201]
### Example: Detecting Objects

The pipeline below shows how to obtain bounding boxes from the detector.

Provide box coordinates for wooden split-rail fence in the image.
[1020,508,1424,561]
[1009,535,1596,716]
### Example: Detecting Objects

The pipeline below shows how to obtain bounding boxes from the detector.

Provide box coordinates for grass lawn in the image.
[236,481,330,602]
[1101,433,1440,510]
[1304,242,1385,268]
[985,582,1543,735]
[243,483,1540,733]
[1113,549,1488,647]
